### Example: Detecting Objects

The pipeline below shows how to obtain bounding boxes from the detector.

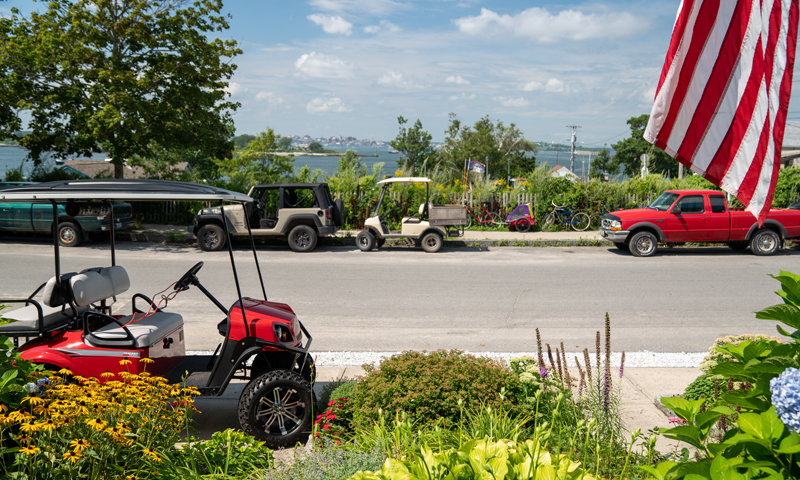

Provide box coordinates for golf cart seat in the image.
[85,311,183,348]
[0,275,89,336]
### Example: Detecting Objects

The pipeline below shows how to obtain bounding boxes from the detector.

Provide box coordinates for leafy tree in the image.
[439,113,536,180]
[277,137,293,150]
[214,128,294,192]
[612,114,677,178]
[308,142,324,153]
[0,0,241,178]
[589,146,619,180]
[390,116,435,170]
[233,134,257,150]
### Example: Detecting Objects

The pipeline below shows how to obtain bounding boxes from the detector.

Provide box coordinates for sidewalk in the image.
[192,366,698,451]
[123,224,610,247]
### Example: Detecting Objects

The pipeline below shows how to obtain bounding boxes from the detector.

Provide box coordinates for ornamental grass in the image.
[0,359,199,480]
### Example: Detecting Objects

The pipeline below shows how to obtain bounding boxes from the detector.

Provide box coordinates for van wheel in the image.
[238,370,312,449]
[57,222,82,247]
[288,225,317,252]
[356,230,376,251]
[197,224,226,251]
[629,231,657,257]
[750,230,780,256]
[420,232,443,253]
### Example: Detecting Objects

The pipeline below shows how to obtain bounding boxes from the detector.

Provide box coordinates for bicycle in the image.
[589,203,614,230]
[464,203,502,229]
[541,201,590,231]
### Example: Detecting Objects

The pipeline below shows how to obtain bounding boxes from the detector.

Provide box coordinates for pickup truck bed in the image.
[599,189,800,257]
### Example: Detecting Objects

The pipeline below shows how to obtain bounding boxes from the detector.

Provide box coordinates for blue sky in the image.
[4,1,800,147]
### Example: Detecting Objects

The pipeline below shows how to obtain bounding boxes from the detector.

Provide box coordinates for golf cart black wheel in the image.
[728,241,748,251]
[750,229,780,256]
[629,231,658,257]
[570,212,591,231]
[333,198,345,227]
[197,224,226,252]
[238,370,313,449]
[356,230,376,251]
[288,225,317,252]
[420,232,443,253]
[376,236,386,248]
[515,218,532,233]
[57,222,82,247]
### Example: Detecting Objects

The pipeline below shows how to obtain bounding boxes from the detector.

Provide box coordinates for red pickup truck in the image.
[599,190,800,257]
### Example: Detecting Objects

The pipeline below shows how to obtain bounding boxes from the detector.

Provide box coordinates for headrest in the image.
[82,266,130,296]
[70,266,130,307]
[42,274,74,308]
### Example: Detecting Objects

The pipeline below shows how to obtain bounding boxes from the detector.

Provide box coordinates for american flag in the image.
[644,0,798,222]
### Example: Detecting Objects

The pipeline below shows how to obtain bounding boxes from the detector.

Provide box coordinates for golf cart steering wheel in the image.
[381,199,402,219]
[175,261,204,292]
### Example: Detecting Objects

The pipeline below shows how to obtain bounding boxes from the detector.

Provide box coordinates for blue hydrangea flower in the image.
[22,382,37,394]
[771,367,800,433]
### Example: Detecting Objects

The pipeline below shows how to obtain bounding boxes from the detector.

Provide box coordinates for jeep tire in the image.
[288,225,317,252]
[356,230,376,251]
[629,231,657,257]
[237,370,313,449]
[750,229,780,256]
[197,224,226,251]
[420,232,443,253]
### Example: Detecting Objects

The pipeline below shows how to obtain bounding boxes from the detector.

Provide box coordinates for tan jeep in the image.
[189,183,344,252]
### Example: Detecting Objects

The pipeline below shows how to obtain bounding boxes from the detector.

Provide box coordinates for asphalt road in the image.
[1,239,798,353]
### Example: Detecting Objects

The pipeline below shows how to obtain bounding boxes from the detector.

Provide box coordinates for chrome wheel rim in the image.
[60,227,75,243]
[256,387,306,436]
[758,235,776,252]
[636,236,654,254]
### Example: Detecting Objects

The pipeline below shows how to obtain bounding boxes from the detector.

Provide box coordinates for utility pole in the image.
[566,125,581,173]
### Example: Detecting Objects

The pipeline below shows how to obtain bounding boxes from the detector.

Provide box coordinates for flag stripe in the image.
[657,0,697,96]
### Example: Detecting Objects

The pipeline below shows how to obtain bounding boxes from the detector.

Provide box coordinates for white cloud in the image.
[449,92,477,101]
[255,92,284,105]
[545,78,565,92]
[494,96,530,107]
[363,20,401,34]
[225,82,246,97]
[307,97,352,113]
[377,71,424,89]
[310,0,403,16]
[307,14,353,35]
[454,7,647,43]
[522,78,565,93]
[446,75,470,85]
[294,52,354,79]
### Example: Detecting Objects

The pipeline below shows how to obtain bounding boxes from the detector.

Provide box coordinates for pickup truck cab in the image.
[600,189,800,257]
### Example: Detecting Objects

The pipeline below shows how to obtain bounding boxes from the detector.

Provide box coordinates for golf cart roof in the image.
[0,179,253,203]
[376,177,431,185]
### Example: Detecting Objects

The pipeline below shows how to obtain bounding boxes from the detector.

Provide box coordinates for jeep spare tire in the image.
[197,224,226,252]
[288,225,317,252]
[333,198,344,227]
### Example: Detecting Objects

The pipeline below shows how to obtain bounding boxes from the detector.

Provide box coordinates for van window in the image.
[709,195,726,213]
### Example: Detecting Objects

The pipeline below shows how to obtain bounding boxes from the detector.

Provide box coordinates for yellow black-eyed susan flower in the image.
[63,451,83,463]
[19,446,40,455]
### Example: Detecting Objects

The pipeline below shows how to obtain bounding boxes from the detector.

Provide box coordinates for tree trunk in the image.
[114,160,124,179]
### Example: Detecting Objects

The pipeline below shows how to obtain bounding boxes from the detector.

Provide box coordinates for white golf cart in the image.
[356,177,467,253]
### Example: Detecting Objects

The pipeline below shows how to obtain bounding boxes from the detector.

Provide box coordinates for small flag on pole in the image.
[467,159,486,174]
[644,0,798,223]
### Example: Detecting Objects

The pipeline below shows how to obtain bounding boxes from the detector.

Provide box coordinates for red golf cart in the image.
[0,180,315,448]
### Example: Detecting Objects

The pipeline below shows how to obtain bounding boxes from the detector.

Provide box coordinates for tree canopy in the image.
[214,128,294,193]
[589,146,619,180]
[612,114,677,178]
[390,116,435,170]
[0,0,241,178]
[438,113,536,180]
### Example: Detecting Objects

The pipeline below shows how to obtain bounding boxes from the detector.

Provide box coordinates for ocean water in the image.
[0,145,594,180]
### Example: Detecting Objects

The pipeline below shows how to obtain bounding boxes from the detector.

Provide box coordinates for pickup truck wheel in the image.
[629,231,657,257]
[750,229,780,256]
[238,370,312,449]
[57,222,82,247]
[197,224,226,251]
[356,230,376,251]
[288,225,317,252]
[420,232,443,253]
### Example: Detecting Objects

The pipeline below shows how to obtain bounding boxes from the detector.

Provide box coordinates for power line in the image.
[585,130,629,146]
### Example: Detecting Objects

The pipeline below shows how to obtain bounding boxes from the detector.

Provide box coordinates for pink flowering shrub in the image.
[313,397,353,445]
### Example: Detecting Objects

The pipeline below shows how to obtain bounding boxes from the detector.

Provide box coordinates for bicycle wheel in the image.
[570,212,591,231]
[541,213,555,231]
[480,211,493,224]
[590,214,602,230]
[489,212,503,225]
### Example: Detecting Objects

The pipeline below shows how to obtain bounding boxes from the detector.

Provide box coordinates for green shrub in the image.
[682,374,718,403]
[162,429,273,478]
[330,381,357,402]
[273,442,384,480]
[698,333,785,375]
[350,350,519,430]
